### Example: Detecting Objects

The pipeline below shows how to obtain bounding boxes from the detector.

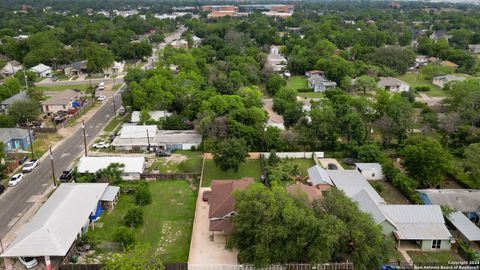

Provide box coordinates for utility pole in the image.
[49,146,57,188]
[27,127,34,159]
[112,94,117,118]
[0,235,4,253]
[146,129,151,151]
[82,119,88,157]
[22,69,29,91]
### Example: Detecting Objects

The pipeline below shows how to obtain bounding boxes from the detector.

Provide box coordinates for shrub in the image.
[124,207,144,228]
[297,88,313,93]
[415,86,431,92]
[371,182,384,193]
[114,227,136,247]
[458,240,480,261]
[135,182,152,206]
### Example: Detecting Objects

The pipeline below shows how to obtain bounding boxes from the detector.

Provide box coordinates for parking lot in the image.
[188,187,238,265]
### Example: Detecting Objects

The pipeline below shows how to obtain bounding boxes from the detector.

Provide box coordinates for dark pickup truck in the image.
[59,169,73,182]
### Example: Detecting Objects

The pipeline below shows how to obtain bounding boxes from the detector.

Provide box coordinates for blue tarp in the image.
[72,100,81,108]
[89,202,102,222]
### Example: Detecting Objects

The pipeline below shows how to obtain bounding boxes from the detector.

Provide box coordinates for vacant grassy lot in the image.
[408,250,463,265]
[32,133,63,159]
[286,76,308,91]
[87,180,196,263]
[150,151,203,174]
[34,84,89,92]
[396,73,445,97]
[202,159,262,187]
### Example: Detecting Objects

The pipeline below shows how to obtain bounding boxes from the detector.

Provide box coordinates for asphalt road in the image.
[0,85,125,238]
[36,77,124,87]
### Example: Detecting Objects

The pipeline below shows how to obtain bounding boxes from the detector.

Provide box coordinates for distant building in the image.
[41,89,86,113]
[432,74,466,88]
[130,110,172,124]
[305,70,323,78]
[0,91,28,112]
[0,60,23,77]
[77,156,145,179]
[192,35,202,48]
[0,128,33,153]
[468,44,480,54]
[266,45,287,72]
[170,39,188,49]
[60,60,88,76]
[307,74,337,92]
[286,183,322,204]
[430,30,452,41]
[103,61,124,75]
[30,63,52,77]
[377,77,410,92]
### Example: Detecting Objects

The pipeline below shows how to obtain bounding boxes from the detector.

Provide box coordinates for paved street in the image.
[0,85,125,239]
[35,77,124,87]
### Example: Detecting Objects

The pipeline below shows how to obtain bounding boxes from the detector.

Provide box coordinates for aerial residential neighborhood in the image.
[0,0,480,270]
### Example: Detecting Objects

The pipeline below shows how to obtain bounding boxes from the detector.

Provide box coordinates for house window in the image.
[432,240,441,249]
[372,173,375,177]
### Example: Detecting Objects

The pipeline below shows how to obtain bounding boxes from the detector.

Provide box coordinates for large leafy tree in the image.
[83,43,114,73]
[445,79,480,127]
[316,55,355,84]
[212,138,249,172]
[7,99,41,125]
[464,143,480,184]
[102,244,163,270]
[401,137,452,188]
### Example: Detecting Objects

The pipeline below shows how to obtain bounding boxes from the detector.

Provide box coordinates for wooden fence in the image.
[188,263,354,270]
[140,172,200,180]
[60,264,103,270]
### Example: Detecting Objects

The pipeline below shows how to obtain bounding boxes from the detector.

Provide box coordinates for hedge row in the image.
[458,240,480,261]
[380,159,422,204]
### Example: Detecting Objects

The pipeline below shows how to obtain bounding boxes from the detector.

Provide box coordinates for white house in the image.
[468,44,480,54]
[432,74,466,88]
[377,77,410,92]
[30,63,52,77]
[0,60,23,77]
[111,124,202,151]
[103,61,125,76]
[355,163,384,180]
[192,35,202,48]
[267,45,287,72]
[77,156,146,180]
[131,110,172,124]
[307,74,337,92]
[1,183,119,269]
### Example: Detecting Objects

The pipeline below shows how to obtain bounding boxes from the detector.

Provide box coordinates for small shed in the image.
[448,211,480,243]
[100,186,120,212]
[355,163,384,180]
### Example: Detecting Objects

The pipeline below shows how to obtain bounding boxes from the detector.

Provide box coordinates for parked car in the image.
[118,106,126,115]
[155,150,172,157]
[283,70,291,78]
[97,95,106,101]
[327,163,338,170]
[51,76,58,82]
[93,141,110,149]
[202,191,210,202]
[98,81,105,90]
[9,173,24,187]
[0,185,5,195]
[59,169,73,182]
[22,160,39,173]
[73,88,82,92]
[343,158,359,166]
[18,257,38,269]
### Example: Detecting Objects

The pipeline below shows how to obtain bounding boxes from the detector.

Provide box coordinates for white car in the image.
[9,173,24,187]
[98,81,105,90]
[93,141,110,149]
[97,95,106,101]
[22,160,38,173]
[283,70,291,78]
[19,257,38,269]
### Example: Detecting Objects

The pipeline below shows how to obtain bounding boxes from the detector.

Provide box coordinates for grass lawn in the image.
[33,84,89,92]
[87,180,196,263]
[32,133,63,159]
[369,180,410,204]
[286,76,308,91]
[408,250,463,265]
[297,92,325,98]
[286,158,315,177]
[112,84,121,91]
[202,159,262,187]
[150,151,203,173]
[396,72,445,97]
[103,117,124,133]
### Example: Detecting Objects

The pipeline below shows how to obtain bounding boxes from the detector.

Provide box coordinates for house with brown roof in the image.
[208,178,254,237]
[286,183,322,204]
[440,60,459,69]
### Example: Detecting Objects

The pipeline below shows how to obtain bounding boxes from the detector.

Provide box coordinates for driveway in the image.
[188,187,238,265]
[318,158,344,170]
[262,98,284,124]
[415,93,445,107]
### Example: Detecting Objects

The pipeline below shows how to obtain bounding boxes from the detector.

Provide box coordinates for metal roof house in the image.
[432,74,466,88]
[0,91,29,112]
[307,165,453,251]
[447,211,480,243]
[130,111,172,124]
[377,77,410,92]
[417,189,480,221]
[77,156,146,180]
[307,74,337,92]
[355,163,384,180]
[1,183,119,269]
[30,63,52,77]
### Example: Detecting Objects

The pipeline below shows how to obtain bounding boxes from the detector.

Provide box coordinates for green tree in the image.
[316,55,355,84]
[0,114,16,128]
[356,143,385,163]
[420,64,454,80]
[354,75,377,95]
[401,137,452,188]
[135,182,152,206]
[124,207,144,228]
[95,163,124,183]
[84,43,114,73]
[212,138,249,172]
[265,74,286,96]
[445,79,480,127]
[365,47,415,74]
[0,142,6,178]
[0,77,21,101]
[464,143,480,182]
[102,243,163,270]
[139,108,152,125]
[7,99,41,125]
[114,227,137,248]
[314,39,337,57]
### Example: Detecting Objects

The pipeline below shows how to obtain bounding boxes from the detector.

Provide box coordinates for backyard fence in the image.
[60,100,94,128]
[260,152,324,160]
[188,263,354,270]
[140,172,200,180]
[31,127,58,133]
[60,264,103,270]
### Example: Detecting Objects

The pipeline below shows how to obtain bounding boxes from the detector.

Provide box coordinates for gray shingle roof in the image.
[0,91,28,106]
[0,128,29,142]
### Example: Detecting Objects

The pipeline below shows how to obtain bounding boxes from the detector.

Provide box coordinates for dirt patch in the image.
[166,154,187,163]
